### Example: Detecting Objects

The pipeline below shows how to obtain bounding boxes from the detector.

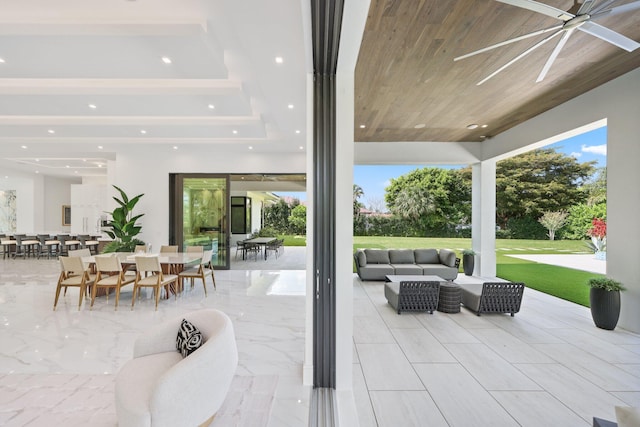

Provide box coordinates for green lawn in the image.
[352,236,602,307]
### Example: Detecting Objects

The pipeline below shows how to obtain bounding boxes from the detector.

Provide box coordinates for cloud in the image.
[570,152,582,158]
[581,144,607,156]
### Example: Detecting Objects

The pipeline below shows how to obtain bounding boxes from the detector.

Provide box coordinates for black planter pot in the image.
[463,254,475,276]
[590,287,621,330]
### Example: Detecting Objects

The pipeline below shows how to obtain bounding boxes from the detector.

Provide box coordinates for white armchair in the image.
[115,309,238,427]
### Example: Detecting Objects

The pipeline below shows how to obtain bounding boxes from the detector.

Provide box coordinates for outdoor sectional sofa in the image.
[354,248,460,281]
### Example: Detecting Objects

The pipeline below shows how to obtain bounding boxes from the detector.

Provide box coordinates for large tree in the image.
[490,148,595,229]
[385,167,471,234]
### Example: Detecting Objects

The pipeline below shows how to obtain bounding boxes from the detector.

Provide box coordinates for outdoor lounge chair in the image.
[459,281,525,316]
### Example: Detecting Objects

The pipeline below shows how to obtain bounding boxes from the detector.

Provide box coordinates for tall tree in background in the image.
[582,167,607,206]
[386,168,471,234]
[353,184,364,217]
[492,148,595,229]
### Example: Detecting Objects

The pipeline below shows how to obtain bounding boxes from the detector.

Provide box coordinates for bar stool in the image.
[78,234,99,255]
[37,234,60,259]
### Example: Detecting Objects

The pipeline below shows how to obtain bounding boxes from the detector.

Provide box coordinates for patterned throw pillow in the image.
[176,318,204,357]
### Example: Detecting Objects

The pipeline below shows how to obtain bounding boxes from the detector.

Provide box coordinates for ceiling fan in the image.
[454,0,640,85]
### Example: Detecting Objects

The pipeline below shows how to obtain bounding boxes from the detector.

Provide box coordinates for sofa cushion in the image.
[438,249,457,267]
[364,249,390,264]
[356,250,367,267]
[389,249,415,264]
[392,264,423,275]
[358,264,395,281]
[176,319,204,358]
[418,264,458,281]
[414,249,439,264]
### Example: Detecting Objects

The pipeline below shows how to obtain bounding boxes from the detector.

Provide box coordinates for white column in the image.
[471,160,497,277]
[303,73,314,385]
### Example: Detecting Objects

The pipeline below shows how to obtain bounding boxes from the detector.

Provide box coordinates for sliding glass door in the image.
[170,174,230,269]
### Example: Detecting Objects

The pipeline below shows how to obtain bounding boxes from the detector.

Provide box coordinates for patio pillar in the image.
[471,160,497,277]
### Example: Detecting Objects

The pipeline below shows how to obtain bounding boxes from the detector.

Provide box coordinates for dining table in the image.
[83,252,202,296]
[242,237,277,260]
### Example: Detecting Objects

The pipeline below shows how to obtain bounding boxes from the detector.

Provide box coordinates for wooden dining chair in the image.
[159,245,178,253]
[178,249,215,296]
[132,256,179,310]
[92,255,135,310]
[55,256,95,310]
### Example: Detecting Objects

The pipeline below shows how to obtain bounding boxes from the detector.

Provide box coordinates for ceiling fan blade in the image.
[454,24,562,61]
[477,29,563,85]
[579,21,640,51]
[591,0,640,18]
[536,29,574,82]
[589,0,618,15]
[496,0,574,20]
[576,0,596,14]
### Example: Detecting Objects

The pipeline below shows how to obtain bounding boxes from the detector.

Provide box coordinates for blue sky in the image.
[277,126,607,205]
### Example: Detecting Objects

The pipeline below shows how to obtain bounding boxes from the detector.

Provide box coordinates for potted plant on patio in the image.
[587,276,625,330]
[103,185,146,253]
[462,249,475,276]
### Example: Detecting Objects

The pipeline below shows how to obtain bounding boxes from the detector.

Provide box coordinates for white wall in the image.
[0,168,80,234]
[112,147,305,253]
[484,68,640,333]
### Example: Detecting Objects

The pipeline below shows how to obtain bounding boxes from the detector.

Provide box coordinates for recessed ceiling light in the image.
[74,171,78,174]
[359,124,366,129]
[140,129,147,134]
[481,124,488,128]
[232,130,238,134]
[65,165,70,168]
[82,159,87,162]
[48,129,55,134]
[88,104,97,109]
[299,146,304,150]
[287,104,294,109]
[20,145,27,149]
[4,176,8,179]
[414,123,426,129]
[467,124,479,130]
[161,56,172,64]
[248,146,253,150]
[295,130,301,134]
[98,164,103,168]
[98,145,103,149]
[173,146,178,150]
[35,170,39,174]
[0,58,5,63]
[208,104,215,109]
[275,56,284,64]
[35,159,39,162]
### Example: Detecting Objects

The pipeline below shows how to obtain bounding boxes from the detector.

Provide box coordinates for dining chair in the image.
[77,234,100,255]
[55,256,95,310]
[37,234,60,259]
[265,239,280,260]
[235,240,246,260]
[178,249,215,296]
[159,245,178,253]
[134,245,147,253]
[244,242,260,261]
[12,235,28,259]
[185,245,204,253]
[132,256,179,310]
[92,255,135,310]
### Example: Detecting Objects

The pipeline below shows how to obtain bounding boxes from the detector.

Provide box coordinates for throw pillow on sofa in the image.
[389,249,415,264]
[414,249,439,264]
[438,249,457,267]
[364,249,390,264]
[356,251,367,266]
[176,318,204,357]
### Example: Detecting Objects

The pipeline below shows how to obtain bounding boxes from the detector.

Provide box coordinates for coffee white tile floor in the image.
[1,252,639,426]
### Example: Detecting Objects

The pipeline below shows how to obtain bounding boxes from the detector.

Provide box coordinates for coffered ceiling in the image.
[355,0,640,142]
[0,0,638,180]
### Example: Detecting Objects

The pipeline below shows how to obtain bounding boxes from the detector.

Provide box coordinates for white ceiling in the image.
[0,0,309,178]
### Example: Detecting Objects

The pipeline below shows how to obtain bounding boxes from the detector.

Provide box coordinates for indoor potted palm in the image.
[462,249,475,276]
[103,185,146,253]
[587,277,625,330]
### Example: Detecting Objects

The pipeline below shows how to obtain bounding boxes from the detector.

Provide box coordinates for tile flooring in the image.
[1,253,639,426]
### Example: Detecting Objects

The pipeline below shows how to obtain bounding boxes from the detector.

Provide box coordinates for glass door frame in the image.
[169,173,231,270]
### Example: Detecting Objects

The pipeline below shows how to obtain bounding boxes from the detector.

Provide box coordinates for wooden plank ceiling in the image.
[355,0,640,142]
